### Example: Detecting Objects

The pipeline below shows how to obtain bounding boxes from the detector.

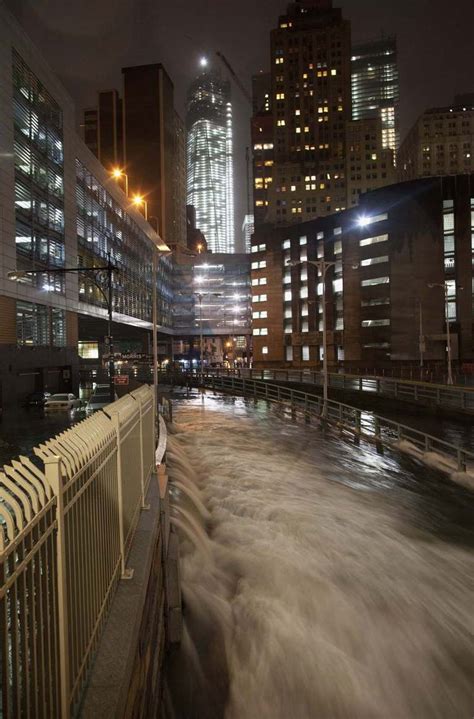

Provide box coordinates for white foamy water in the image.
[165,394,474,719]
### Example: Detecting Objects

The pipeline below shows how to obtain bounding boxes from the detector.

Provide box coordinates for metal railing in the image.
[172,367,474,414]
[191,374,474,475]
[0,385,156,718]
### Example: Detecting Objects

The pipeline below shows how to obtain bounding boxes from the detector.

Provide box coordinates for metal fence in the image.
[0,385,155,719]
[174,367,474,414]
[194,374,474,475]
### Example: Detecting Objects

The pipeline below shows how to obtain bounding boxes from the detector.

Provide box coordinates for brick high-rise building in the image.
[82,90,122,174]
[251,72,273,227]
[122,64,176,244]
[82,66,187,247]
[266,0,352,226]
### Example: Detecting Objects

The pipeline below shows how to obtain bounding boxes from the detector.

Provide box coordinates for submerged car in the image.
[23,390,51,407]
[44,393,82,411]
[86,390,118,414]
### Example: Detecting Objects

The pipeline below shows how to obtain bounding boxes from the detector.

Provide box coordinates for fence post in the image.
[113,414,134,580]
[354,410,361,445]
[45,455,70,719]
[374,416,384,455]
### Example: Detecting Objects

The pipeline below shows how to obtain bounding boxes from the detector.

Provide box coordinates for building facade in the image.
[0,3,171,408]
[186,67,234,253]
[251,174,474,370]
[351,35,399,159]
[398,100,474,181]
[172,248,251,366]
[83,66,187,248]
[345,117,395,207]
[265,0,352,226]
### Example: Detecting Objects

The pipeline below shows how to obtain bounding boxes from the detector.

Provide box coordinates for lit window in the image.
[284,289,292,301]
[331,69,337,76]
[285,346,293,361]
[361,319,390,327]
[361,276,390,287]
[299,236,307,245]
[333,278,343,293]
[360,256,389,267]
[259,277,267,285]
[78,341,99,359]
[282,239,291,249]
[334,240,342,255]
[302,346,310,361]
[359,234,388,247]
[262,346,269,354]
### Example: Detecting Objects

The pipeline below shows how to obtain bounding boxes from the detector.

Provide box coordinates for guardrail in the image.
[0,385,156,718]
[169,368,474,414]
[187,373,474,476]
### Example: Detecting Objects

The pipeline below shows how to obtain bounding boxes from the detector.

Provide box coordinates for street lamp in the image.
[131,194,148,221]
[111,167,129,196]
[8,256,117,404]
[428,282,459,385]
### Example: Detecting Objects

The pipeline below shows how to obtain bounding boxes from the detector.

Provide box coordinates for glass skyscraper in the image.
[186,68,234,253]
[351,36,400,158]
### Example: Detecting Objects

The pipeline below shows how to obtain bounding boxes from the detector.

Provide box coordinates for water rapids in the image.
[164,394,474,719]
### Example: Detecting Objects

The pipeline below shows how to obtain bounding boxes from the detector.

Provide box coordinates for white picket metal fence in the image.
[0,384,155,718]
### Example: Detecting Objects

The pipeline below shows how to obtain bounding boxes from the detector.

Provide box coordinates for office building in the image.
[251,174,474,369]
[345,117,395,207]
[186,64,234,253]
[351,35,400,158]
[398,100,474,181]
[83,67,187,247]
[82,89,123,175]
[251,73,273,227]
[0,3,171,408]
[172,249,251,366]
[265,0,352,226]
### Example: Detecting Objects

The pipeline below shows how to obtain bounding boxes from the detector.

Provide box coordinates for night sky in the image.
[6,0,474,249]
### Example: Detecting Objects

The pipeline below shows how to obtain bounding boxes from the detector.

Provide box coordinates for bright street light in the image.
[110,167,129,195]
[131,194,148,221]
[199,57,208,68]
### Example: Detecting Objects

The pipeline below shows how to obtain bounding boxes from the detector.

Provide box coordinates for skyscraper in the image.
[266,0,352,226]
[186,63,234,253]
[351,36,399,158]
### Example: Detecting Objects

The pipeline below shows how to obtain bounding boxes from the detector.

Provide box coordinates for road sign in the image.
[114,375,129,385]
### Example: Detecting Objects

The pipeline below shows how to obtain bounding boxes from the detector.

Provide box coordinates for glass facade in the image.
[186,71,234,253]
[12,49,65,296]
[16,301,66,347]
[351,37,399,157]
[76,159,173,328]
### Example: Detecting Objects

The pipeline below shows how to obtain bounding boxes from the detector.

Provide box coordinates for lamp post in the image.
[428,282,454,385]
[287,259,337,418]
[111,167,129,196]
[8,255,117,403]
[131,194,148,221]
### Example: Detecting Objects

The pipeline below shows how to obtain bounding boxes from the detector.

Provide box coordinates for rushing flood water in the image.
[164,393,474,719]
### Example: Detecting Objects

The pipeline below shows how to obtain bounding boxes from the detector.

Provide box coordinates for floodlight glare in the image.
[199,57,208,68]
[357,215,370,227]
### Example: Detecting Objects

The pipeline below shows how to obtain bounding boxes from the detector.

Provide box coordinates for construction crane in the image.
[216,51,252,106]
